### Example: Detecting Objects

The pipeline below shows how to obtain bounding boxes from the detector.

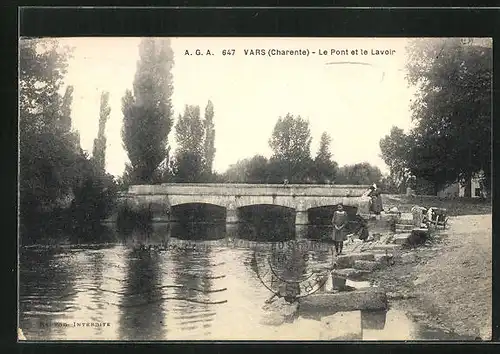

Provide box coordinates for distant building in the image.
[437,173,484,198]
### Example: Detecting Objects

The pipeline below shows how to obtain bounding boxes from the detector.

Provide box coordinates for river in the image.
[19,222,474,341]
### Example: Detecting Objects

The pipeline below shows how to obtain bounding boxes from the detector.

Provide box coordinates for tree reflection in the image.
[118,243,165,340]
[19,247,77,340]
[168,247,217,338]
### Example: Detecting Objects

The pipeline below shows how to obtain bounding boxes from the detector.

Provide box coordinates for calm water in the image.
[19,223,475,341]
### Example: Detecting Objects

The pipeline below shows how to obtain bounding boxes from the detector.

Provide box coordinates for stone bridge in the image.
[117,183,372,226]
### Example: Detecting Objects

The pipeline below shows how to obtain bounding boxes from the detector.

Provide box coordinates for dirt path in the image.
[367,214,492,339]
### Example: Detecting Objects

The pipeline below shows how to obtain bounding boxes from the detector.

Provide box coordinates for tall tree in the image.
[121,38,175,184]
[379,126,412,192]
[19,38,117,241]
[268,114,313,183]
[405,38,492,195]
[314,132,338,183]
[203,100,216,177]
[92,91,111,172]
[172,105,205,182]
[19,38,78,214]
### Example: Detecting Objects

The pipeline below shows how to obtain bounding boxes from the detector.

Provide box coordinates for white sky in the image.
[60,37,417,177]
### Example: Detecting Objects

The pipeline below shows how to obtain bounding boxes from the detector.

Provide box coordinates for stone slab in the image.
[320,311,362,340]
[354,260,380,271]
[299,290,388,316]
[393,234,411,245]
[332,268,370,279]
[336,253,376,268]
[370,244,399,252]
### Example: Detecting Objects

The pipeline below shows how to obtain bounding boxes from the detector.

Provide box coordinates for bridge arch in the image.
[170,202,227,224]
[307,204,359,225]
[168,195,229,209]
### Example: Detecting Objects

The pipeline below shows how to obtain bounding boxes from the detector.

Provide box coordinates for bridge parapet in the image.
[128,183,370,197]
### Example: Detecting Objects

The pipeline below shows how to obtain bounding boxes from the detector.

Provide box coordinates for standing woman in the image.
[367,183,384,215]
[332,204,348,255]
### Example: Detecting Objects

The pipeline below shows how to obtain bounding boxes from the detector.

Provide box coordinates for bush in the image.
[116,202,153,235]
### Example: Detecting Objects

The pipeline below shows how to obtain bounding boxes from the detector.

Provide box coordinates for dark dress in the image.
[368,188,384,214]
[332,210,348,241]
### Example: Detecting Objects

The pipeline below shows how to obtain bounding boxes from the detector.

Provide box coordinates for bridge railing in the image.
[127,183,371,197]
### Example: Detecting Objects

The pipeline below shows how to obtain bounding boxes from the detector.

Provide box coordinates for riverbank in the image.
[366,213,492,340]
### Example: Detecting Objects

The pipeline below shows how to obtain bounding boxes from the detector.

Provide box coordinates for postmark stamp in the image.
[253,240,331,302]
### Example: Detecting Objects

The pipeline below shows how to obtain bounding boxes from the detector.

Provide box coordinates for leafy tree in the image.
[246,155,270,183]
[222,155,270,183]
[405,38,492,195]
[313,132,338,183]
[336,163,382,185]
[203,100,216,177]
[92,91,111,172]
[19,39,78,217]
[379,126,412,192]
[19,38,117,242]
[121,38,175,184]
[268,114,313,183]
[222,159,250,183]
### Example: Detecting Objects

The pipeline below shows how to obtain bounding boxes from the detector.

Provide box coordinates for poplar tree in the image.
[121,38,174,184]
[92,91,111,172]
[203,100,216,178]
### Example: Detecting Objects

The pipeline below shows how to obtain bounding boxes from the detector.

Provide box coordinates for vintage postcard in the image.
[18,37,492,341]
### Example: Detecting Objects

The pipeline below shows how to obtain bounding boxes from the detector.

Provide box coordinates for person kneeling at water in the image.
[332,204,348,255]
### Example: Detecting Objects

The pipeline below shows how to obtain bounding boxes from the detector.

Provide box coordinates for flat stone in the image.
[354,260,380,271]
[332,268,370,279]
[320,311,362,340]
[393,233,411,245]
[336,253,376,268]
[370,244,399,252]
[299,290,388,316]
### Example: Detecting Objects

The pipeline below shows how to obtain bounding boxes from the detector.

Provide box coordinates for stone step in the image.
[332,268,370,279]
[398,218,415,226]
[369,244,400,252]
[395,224,414,231]
[392,233,411,245]
[336,253,376,268]
[299,290,388,316]
[353,260,380,271]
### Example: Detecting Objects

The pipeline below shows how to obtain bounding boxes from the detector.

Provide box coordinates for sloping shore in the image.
[366,214,492,339]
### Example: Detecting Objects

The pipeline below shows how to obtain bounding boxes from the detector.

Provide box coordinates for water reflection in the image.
[119,246,166,340]
[19,247,78,340]
[19,222,477,341]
